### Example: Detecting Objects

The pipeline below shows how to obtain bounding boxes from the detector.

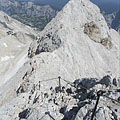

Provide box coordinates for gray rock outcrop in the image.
[0,0,120,120]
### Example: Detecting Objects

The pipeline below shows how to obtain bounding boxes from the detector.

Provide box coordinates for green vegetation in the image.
[11,13,52,31]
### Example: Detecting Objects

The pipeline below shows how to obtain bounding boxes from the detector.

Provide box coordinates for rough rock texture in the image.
[75,76,120,120]
[83,21,112,49]
[27,0,120,78]
[0,0,120,120]
[28,30,62,58]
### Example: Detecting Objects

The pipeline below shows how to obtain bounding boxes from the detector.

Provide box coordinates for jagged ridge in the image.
[0,0,119,120]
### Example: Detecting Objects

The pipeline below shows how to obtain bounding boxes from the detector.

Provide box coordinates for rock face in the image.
[0,0,57,30]
[0,0,120,120]
[28,29,62,58]
[0,11,36,85]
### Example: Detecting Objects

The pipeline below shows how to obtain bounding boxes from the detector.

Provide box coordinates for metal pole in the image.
[91,90,104,120]
[58,76,61,92]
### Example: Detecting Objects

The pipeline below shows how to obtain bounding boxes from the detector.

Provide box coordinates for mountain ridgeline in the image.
[18,0,69,10]
[0,0,57,30]
[0,0,119,33]
[0,0,120,120]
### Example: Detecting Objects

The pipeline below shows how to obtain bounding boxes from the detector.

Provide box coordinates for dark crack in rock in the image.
[28,31,61,58]
[19,108,32,119]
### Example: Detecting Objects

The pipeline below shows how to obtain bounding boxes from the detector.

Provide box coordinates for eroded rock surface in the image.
[28,31,61,58]
[84,21,112,49]
[0,0,120,120]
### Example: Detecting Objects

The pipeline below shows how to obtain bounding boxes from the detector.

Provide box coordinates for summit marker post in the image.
[58,76,61,92]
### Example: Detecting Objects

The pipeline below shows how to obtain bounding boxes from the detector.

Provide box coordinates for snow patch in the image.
[18,45,21,48]
[3,43,8,47]
[1,56,10,61]
[3,54,28,84]
[1,56,15,61]
[11,56,15,59]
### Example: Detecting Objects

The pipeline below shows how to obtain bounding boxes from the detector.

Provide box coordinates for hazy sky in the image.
[91,0,120,13]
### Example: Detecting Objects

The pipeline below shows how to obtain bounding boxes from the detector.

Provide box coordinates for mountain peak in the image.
[0,0,120,120]
[28,0,117,57]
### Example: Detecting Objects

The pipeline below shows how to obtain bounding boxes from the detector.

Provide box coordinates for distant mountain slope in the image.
[103,9,120,34]
[111,9,120,33]
[18,0,69,10]
[0,0,57,30]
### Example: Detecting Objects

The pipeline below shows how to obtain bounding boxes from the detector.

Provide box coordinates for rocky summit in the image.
[0,0,120,120]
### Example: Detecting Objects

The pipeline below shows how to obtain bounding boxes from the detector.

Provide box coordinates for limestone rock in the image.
[28,30,62,58]
[0,11,36,85]
[0,0,120,120]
